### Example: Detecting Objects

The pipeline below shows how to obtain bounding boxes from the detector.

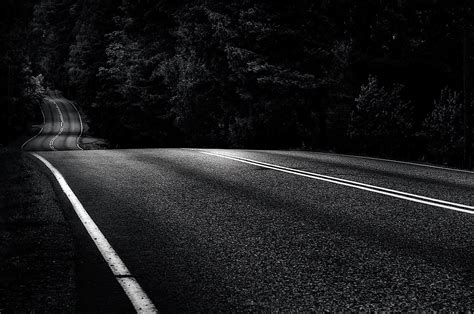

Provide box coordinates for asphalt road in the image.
[33,148,474,311]
[22,94,83,151]
[22,94,474,311]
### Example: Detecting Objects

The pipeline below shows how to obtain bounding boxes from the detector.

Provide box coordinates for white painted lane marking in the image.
[316,151,474,174]
[21,101,46,150]
[193,148,474,174]
[214,153,474,210]
[69,100,84,150]
[49,99,64,151]
[31,153,158,313]
[202,151,474,215]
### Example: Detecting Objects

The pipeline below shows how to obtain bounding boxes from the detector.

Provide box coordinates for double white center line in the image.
[49,99,64,151]
[202,151,474,215]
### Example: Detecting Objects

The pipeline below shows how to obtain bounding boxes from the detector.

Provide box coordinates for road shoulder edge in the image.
[0,149,76,312]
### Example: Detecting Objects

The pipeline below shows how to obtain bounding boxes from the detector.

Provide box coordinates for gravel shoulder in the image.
[0,148,76,312]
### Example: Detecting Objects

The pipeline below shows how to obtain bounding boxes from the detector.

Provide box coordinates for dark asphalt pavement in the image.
[22,94,82,151]
[34,148,474,311]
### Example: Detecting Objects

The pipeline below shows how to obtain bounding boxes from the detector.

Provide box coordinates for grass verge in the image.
[0,148,75,312]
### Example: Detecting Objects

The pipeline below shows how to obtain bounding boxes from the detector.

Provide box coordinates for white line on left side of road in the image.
[21,101,46,150]
[31,153,158,313]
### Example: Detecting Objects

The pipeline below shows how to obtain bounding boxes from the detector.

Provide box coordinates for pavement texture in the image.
[34,148,474,312]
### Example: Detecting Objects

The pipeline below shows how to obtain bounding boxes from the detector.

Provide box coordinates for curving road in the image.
[31,148,474,312]
[22,94,83,151]
[21,93,474,311]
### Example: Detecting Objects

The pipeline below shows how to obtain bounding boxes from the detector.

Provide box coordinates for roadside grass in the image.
[0,148,76,312]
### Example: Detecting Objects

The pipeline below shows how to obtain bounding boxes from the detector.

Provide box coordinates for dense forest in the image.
[1,0,473,168]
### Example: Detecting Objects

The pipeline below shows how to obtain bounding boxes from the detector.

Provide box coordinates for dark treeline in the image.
[0,1,42,144]
[2,0,474,168]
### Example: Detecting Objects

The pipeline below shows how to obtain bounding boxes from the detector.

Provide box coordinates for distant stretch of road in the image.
[25,96,474,311]
[22,93,83,151]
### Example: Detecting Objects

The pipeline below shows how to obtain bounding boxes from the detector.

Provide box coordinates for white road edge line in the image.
[31,153,158,313]
[69,100,84,150]
[312,151,474,174]
[21,101,46,150]
[202,151,474,215]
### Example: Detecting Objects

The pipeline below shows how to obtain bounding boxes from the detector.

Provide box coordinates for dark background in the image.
[1,0,473,168]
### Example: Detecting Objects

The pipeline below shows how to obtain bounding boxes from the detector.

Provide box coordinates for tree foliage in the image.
[421,87,464,163]
[3,0,474,166]
[349,76,414,157]
[0,0,43,144]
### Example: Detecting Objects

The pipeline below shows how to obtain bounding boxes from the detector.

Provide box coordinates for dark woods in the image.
[1,0,473,168]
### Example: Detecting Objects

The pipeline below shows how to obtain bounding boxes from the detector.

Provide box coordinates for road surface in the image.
[25,96,474,311]
[22,93,83,151]
[28,148,473,312]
